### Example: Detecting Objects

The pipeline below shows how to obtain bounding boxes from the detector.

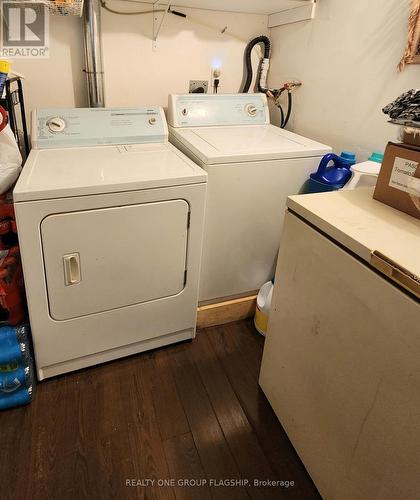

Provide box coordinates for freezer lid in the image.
[287,188,420,298]
[170,125,331,165]
[13,142,207,202]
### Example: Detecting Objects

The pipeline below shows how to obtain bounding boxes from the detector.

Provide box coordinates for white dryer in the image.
[167,94,331,302]
[14,107,207,379]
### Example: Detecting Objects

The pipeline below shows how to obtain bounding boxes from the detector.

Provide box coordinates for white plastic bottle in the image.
[344,152,383,190]
[254,281,273,336]
[0,121,22,194]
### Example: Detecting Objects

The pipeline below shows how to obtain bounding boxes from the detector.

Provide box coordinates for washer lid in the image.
[14,142,207,202]
[170,124,331,165]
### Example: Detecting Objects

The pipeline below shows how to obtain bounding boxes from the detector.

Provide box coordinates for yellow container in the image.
[0,60,10,74]
[254,305,269,336]
[254,281,273,336]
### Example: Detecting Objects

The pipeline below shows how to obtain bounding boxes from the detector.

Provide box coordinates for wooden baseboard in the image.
[197,295,257,329]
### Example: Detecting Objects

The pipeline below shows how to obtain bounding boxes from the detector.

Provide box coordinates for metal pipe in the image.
[83,0,105,107]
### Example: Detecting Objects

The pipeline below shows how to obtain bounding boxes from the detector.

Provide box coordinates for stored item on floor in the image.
[0,122,22,194]
[0,77,30,160]
[0,325,31,365]
[254,281,273,336]
[260,188,420,500]
[345,152,383,190]
[0,246,26,325]
[0,323,35,409]
[0,106,6,132]
[0,61,10,97]
[0,364,30,392]
[373,142,420,220]
[14,107,207,379]
[0,386,33,410]
[301,151,356,193]
[0,194,26,325]
[167,93,331,303]
[0,324,30,342]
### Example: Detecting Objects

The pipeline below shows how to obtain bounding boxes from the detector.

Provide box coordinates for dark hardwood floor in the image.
[0,319,320,500]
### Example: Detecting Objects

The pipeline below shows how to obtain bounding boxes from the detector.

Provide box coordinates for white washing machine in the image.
[167,93,331,302]
[14,107,207,380]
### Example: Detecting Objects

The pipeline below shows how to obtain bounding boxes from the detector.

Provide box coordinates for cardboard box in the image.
[373,142,420,220]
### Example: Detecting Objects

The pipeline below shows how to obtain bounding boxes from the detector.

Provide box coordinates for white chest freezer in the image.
[259,188,420,500]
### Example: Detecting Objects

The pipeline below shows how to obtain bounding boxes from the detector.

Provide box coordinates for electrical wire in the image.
[101,1,162,14]
[282,92,292,128]
[274,89,293,129]
[278,103,285,129]
[103,0,248,43]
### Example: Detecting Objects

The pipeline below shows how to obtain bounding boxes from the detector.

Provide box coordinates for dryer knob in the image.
[47,117,66,133]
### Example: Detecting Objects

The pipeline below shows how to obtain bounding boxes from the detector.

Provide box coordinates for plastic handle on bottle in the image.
[316,153,339,177]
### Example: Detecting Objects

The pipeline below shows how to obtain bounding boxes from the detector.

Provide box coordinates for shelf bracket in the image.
[152,0,171,49]
[268,1,316,28]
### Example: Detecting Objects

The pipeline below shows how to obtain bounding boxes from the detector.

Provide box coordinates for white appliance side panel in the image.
[14,184,206,376]
[198,157,324,301]
[41,200,189,320]
[259,212,420,500]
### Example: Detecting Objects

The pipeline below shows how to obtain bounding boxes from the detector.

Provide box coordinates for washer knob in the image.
[246,104,258,117]
[182,108,188,116]
[47,117,66,133]
[149,117,157,125]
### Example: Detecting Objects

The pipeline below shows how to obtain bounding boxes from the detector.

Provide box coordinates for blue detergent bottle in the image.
[0,365,29,395]
[0,333,29,365]
[0,386,33,410]
[301,151,356,194]
[0,324,31,365]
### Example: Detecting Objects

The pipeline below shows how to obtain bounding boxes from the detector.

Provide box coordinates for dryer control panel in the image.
[167,94,270,128]
[32,107,168,149]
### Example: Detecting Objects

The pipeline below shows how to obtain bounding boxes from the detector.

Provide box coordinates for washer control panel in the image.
[33,107,168,149]
[168,94,270,128]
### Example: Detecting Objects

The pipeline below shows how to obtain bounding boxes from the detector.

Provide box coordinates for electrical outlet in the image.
[189,80,209,94]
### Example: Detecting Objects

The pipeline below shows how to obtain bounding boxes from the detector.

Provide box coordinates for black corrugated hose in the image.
[241,35,271,93]
[241,35,293,129]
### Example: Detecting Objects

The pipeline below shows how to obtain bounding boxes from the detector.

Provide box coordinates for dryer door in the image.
[41,200,189,320]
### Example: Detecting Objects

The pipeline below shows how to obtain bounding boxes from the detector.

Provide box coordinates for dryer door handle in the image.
[63,253,81,286]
